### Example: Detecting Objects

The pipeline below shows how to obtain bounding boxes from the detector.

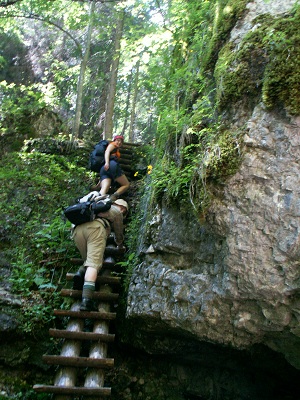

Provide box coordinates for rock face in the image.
[125,0,300,372]
[230,0,298,45]
[0,110,63,155]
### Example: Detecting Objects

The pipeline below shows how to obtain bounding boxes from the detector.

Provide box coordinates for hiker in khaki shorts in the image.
[72,196,128,311]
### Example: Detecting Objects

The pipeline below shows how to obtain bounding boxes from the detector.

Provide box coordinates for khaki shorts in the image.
[72,219,107,271]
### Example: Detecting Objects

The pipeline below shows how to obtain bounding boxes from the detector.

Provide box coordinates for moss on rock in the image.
[215,6,300,115]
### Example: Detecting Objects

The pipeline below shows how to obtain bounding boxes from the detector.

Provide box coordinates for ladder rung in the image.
[119,165,133,172]
[43,355,114,368]
[66,273,121,285]
[33,384,111,396]
[60,289,119,301]
[53,309,116,320]
[70,257,115,266]
[122,142,142,147]
[70,255,122,267]
[119,154,133,162]
[49,328,115,342]
[119,148,133,156]
[105,246,126,256]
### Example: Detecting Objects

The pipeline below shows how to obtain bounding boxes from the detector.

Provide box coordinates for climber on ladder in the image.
[92,135,130,201]
[71,194,129,311]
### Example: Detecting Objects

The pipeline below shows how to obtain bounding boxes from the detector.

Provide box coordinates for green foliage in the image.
[155,107,189,158]
[145,0,298,222]
[116,252,137,290]
[7,214,77,334]
[118,176,153,292]
[0,29,33,84]
[0,0,117,136]
[184,0,248,72]
[0,81,58,139]
[151,0,248,118]
[9,255,54,295]
[150,158,194,206]
[14,292,58,334]
[0,387,51,400]
[130,143,153,178]
[9,250,61,335]
[46,60,79,112]
[34,215,77,266]
[139,0,246,217]
[150,120,243,215]
[0,150,90,251]
[0,149,92,333]
[12,393,50,400]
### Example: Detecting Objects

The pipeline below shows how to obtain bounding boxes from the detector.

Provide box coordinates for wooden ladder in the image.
[115,141,141,178]
[33,253,122,399]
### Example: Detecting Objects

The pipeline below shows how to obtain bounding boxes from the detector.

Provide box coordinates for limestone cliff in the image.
[125,0,300,371]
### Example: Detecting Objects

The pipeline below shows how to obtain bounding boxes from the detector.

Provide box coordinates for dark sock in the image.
[82,281,95,299]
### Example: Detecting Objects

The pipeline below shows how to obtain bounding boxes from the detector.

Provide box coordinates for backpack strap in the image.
[95,217,110,229]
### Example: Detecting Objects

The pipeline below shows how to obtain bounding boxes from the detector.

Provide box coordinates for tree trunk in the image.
[128,58,140,143]
[103,10,125,140]
[71,0,95,142]
[121,67,133,136]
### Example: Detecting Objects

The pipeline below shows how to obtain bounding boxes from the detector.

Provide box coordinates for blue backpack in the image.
[88,140,109,172]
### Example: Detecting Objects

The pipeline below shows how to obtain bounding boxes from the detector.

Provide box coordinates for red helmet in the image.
[113,135,124,141]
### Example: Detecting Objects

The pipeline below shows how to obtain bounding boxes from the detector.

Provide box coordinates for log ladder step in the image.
[70,256,117,266]
[53,309,116,320]
[66,272,121,286]
[49,328,115,342]
[60,288,119,301]
[33,384,111,396]
[71,251,124,264]
[43,355,114,368]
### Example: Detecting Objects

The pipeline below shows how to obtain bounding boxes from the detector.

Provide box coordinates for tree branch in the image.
[0,12,83,56]
[0,0,125,7]
[0,0,22,6]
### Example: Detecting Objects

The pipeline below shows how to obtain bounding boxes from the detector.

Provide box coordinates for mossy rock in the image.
[214,6,300,115]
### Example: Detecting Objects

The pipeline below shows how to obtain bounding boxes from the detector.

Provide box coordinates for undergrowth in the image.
[150,118,243,216]
[0,150,92,334]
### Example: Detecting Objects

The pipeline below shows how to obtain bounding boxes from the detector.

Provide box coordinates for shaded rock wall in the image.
[0,110,64,155]
[125,0,300,372]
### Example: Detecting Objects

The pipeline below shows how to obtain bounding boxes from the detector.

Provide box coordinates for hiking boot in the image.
[73,269,85,290]
[80,298,96,312]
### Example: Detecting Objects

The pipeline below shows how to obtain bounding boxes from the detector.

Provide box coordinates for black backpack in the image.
[64,197,112,226]
[88,140,109,172]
